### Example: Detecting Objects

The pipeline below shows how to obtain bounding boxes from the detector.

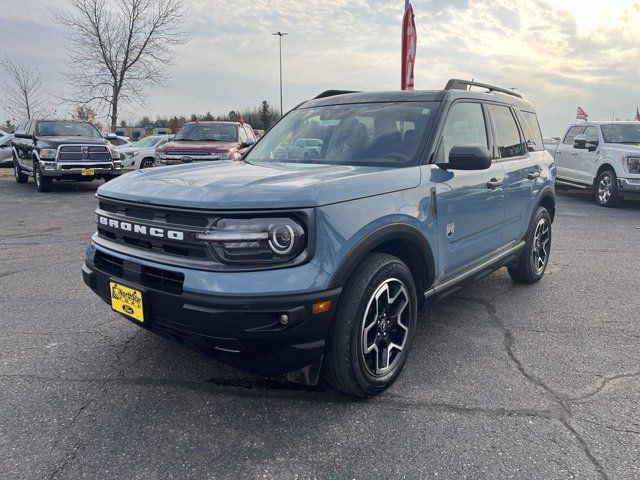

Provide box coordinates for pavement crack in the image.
[578,418,640,436]
[560,419,610,480]
[566,371,640,403]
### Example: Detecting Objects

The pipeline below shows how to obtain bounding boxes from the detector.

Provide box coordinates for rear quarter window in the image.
[520,111,544,152]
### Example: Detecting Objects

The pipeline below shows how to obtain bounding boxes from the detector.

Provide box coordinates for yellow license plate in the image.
[110,282,144,322]
[81,168,95,176]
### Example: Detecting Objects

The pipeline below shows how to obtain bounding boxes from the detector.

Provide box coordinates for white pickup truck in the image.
[552,122,640,207]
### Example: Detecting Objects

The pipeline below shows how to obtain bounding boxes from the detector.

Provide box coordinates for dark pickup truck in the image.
[12,119,122,192]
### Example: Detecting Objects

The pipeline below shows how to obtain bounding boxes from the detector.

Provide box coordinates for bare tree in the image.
[54,0,189,131]
[1,56,50,120]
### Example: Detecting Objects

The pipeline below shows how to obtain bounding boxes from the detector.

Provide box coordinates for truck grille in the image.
[94,250,184,295]
[164,150,211,156]
[59,145,111,161]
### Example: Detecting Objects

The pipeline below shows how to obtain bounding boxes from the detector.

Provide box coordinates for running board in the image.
[424,241,526,300]
[555,178,589,190]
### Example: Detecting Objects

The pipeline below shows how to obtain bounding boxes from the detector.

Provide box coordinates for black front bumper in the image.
[82,260,341,376]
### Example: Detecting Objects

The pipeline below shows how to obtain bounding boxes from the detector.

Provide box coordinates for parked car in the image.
[83,79,555,396]
[105,133,132,148]
[119,135,171,170]
[12,119,122,192]
[287,137,323,160]
[155,121,256,165]
[0,134,14,166]
[551,121,640,207]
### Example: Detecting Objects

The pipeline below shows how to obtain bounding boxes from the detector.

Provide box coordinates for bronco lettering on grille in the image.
[97,215,185,241]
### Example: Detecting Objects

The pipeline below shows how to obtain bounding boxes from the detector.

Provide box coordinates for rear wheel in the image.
[508,207,551,284]
[14,157,27,183]
[323,253,417,397]
[34,162,52,192]
[594,170,621,207]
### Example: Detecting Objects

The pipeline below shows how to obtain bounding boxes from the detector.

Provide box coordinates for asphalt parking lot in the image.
[1,170,639,480]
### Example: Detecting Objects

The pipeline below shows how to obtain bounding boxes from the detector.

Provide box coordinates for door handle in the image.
[527,172,541,180]
[487,178,504,189]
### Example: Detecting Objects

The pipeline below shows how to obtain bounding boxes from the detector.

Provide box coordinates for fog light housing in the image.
[43,162,56,171]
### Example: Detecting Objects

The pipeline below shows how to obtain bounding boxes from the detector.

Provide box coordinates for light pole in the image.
[272,31,288,116]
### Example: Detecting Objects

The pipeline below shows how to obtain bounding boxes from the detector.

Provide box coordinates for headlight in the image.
[108,145,120,160]
[196,217,306,264]
[39,148,57,159]
[624,156,640,174]
[125,151,137,158]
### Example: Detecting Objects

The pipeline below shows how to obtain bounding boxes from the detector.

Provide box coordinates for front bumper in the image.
[82,247,341,376]
[618,177,640,197]
[40,160,122,177]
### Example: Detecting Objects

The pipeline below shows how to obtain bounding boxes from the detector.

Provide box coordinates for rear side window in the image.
[488,104,525,159]
[440,102,488,162]
[14,122,27,135]
[563,126,584,145]
[520,111,544,151]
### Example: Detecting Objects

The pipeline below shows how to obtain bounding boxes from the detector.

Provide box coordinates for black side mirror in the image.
[241,140,255,149]
[437,145,492,171]
[587,141,599,152]
[526,140,536,152]
[573,134,587,149]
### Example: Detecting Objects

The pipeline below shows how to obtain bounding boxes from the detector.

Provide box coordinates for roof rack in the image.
[313,90,360,100]
[444,79,522,99]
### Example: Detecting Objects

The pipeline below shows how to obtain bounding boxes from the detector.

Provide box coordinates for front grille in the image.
[96,199,213,261]
[59,145,110,161]
[94,250,184,295]
[164,150,211,156]
[60,163,112,170]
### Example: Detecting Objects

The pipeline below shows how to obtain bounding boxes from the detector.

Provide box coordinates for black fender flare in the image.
[536,185,556,222]
[328,223,436,290]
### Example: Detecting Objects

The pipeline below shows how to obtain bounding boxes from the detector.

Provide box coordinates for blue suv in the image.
[83,79,556,396]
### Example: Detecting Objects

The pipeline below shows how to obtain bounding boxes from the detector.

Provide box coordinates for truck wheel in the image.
[140,158,155,169]
[14,157,27,183]
[594,170,621,207]
[323,253,417,397]
[508,207,551,284]
[34,162,52,192]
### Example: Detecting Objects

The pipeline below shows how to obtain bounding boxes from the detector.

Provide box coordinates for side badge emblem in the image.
[446,223,455,239]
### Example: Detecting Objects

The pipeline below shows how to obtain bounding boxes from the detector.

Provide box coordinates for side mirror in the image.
[241,140,255,149]
[14,133,33,139]
[587,141,599,152]
[437,145,492,171]
[526,140,537,152]
[573,134,587,149]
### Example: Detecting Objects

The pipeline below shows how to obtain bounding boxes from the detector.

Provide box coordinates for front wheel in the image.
[508,207,551,284]
[140,158,155,169]
[594,170,621,207]
[323,253,417,397]
[34,162,52,192]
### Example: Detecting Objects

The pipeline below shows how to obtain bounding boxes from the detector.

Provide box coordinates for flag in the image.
[401,3,416,90]
[635,108,640,121]
[576,107,588,121]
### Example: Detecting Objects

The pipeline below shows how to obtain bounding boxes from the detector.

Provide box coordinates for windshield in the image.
[37,121,102,138]
[245,102,438,167]
[601,124,640,144]
[133,136,160,148]
[174,123,238,142]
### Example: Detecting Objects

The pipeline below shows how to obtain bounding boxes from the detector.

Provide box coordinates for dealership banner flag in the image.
[635,107,640,121]
[401,2,416,90]
[576,107,588,121]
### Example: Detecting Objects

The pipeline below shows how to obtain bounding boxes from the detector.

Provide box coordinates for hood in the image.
[97,161,421,209]
[38,136,109,147]
[162,140,239,153]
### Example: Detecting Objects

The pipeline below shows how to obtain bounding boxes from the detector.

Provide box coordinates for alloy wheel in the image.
[14,160,19,180]
[532,218,550,274]
[361,278,410,376]
[598,175,612,204]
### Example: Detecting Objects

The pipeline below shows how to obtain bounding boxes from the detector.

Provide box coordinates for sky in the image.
[1,0,640,135]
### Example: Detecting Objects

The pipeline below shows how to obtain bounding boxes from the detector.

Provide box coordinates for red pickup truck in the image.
[156,121,257,165]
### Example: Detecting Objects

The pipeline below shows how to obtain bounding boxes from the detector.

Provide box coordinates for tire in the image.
[594,170,621,207]
[323,253,418,397]
[33,162,52,192]
[508,207,551,284]
[140,158,155,169]
[14,157,27,183]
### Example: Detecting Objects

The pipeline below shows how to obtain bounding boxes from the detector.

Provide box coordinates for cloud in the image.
[1,0,640,134]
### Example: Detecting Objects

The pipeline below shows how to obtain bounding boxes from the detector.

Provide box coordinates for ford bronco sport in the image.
[12,119,122,192]
[83,79,556,397]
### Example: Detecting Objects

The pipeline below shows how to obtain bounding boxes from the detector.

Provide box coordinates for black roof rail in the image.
[444,79,523,99]
[313,90,360,100]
